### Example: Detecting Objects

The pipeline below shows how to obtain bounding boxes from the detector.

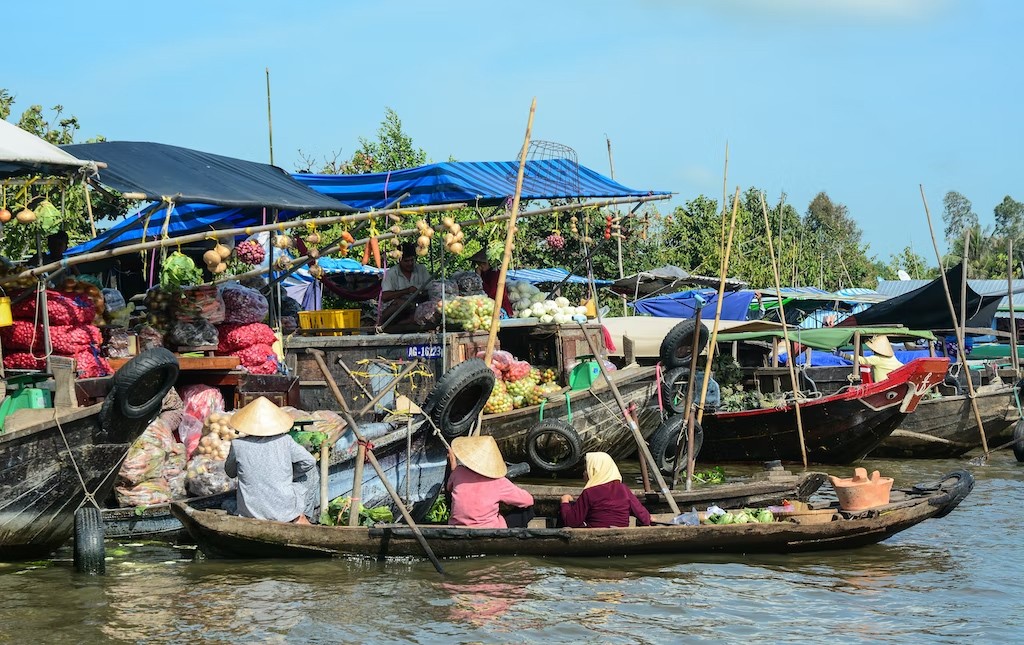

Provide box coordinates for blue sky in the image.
[4,1,1019,261]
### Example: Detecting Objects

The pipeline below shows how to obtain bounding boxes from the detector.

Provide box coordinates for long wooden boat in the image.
[698,358,950,464]
[480,366,660,475]
[171,470,973,559]
[870,381,1017,459]
[101,418,447,541]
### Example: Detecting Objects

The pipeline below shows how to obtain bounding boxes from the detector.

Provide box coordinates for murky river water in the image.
[1,452,1021,644]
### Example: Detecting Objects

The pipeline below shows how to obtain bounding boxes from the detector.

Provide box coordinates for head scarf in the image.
[583,452,622,489]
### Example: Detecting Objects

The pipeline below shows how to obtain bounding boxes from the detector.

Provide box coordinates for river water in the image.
[1,452,1021,644]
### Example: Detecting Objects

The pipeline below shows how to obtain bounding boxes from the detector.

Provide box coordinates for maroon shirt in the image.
[480,269,514,316]
[559,481,652,528]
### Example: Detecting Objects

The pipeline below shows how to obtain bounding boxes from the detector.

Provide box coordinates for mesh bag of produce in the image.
[0,320,43,351]
[116,417,177,487]
[72,348,112,378]
[167,320,219,348]
[49,324,102,355]
[220,284,269,324]
[185,454,236,497]
[216,322,277,353]
[2,352,46,370]
[178,385,225,458]
[136,324,166,351]
[173,285,226,324]
[453,271,485,296]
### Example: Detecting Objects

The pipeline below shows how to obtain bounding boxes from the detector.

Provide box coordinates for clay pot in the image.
[828,467,894,511]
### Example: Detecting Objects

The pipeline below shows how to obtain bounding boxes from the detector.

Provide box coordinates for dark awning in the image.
[61,141,352,211]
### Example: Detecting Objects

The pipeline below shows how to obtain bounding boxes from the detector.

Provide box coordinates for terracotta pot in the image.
[828,467,894,511]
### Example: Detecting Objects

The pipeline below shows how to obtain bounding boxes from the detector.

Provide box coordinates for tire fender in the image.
[422,359,496,439]
[648,414,704,476]
[660,367,691,415]
[112,347,179,420]
[74,506,106,575]
[526,419,584,473]
[659,319,710,370]
[1013,419,1024,463]
[926,470,975,518]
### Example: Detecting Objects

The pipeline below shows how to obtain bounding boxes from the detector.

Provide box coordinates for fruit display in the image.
[477,349,563,413]
[235,239,265,265]
[441,295,496,331]
[203,242,232,275]
[546,231,566,249]
[441,216,465,255]
[483,381,513,414]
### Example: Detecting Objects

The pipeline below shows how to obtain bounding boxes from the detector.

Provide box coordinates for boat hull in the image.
[699,358,950,464]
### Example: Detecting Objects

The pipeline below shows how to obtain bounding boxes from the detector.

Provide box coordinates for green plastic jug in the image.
[568,358,601,391]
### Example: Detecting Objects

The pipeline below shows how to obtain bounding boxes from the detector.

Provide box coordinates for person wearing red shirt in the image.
[559,452,651,528]
[469,249,514,317]
[447,435,534,528]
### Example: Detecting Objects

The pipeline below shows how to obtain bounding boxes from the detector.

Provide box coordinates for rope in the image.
[53,412,104,510]
[585,389,632,430]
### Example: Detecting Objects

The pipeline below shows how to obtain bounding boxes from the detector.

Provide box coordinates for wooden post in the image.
[852,330,862,380]
[696,187,741,425]
[760,194,808,468]
[920,185,990,456]
[482,98,537,371]
[348,443,366,527]
[1009,239,1019,373]
[670,301,704,490]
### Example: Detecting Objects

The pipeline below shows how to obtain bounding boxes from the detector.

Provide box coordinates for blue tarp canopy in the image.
[631,289,755,320]
[68,158,665,256]
[507,268,611,285]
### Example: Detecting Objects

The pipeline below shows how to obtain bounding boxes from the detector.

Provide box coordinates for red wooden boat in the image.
[698,357,950,464]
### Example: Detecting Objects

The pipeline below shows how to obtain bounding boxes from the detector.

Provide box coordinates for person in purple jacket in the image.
[559,452,652,528]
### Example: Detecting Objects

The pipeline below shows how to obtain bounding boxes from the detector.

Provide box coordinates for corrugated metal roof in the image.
[876,278,1024,297]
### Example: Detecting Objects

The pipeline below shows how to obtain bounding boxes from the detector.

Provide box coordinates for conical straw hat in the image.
[865,335,894,357]
[229,396,294,437]
[451,435,507,479]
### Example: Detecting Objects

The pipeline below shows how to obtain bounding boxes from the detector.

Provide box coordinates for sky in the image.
[3,0,1020,261]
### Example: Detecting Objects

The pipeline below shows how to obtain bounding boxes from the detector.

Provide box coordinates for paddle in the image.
[307,349,446,575]
[576,322,681,515]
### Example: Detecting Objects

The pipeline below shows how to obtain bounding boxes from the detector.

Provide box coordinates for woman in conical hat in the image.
[844,334,903,382]
[224,396,319,524]
[559,452,652,528]
[446,435,534,528]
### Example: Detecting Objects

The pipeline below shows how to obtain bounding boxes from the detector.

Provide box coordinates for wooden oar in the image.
[307,349,445,574]
[576,322,681,515]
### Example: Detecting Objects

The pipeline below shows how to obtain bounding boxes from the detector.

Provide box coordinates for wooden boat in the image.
[870,380,1017,458]
[0,350,178,559]
[102,418,448,541]
[171,470,973,559]
[523,467,827,517]
[480,366,660,475]
[698,358,950,464]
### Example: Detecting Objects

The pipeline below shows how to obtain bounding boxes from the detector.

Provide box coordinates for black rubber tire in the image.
[1013,420,1024,463]
[659,319,709,369]
[113,348,179,420]
[661,367,691,414]
[526,419,584,473]
[422,359,495,439]
[98,385,151,444]
[927,470,975,518]
[73,506,105,575]
[648,414,704,476]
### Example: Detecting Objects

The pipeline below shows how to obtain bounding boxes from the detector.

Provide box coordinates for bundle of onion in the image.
[441,216,464,255]
[414,219,434,257]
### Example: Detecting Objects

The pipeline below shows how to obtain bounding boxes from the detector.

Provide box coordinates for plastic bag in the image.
[136,324,166,351]
[173,285,226,324]
[117,418,176,487]
[102,288,127,313]
[280,295,302,317]
[167,320,219,348]
[104,327,132,358]
[427,279,458,301]
[414,300,441,326]
[220,284,269,324]
[178,384,225,458]
[452,271,485,296]
[115,479,172,507]
[185,454,236,497]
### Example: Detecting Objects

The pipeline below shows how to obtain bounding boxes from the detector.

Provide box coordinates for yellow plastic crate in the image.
[297,309,360,336]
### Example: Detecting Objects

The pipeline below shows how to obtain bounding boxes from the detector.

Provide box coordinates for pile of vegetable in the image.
[440,294,496,331]
[702,508,774,525]
[195,411,238,461]
[506,282,589,324]
[481,350,561,413]
[321,496,395,527]
[160,252,203,289]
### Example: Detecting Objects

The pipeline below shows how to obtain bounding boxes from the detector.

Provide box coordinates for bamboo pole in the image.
[671,301,704,490]
[265,67,275,165]
[696,187,741,425]
[760,194,808,467]
[81,178,97,238]
[1009,239,1019,372]
[919,185,989,456]
[482,98,536,367]
[606,135,628,317]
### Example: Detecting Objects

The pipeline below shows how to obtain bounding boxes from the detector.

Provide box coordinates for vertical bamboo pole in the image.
[920,185,990,456]
[761,194,808,467]
[1009,239,1019,372]
[696,187,740,425]
[265,67,275,165]
[482,98,536,367]
[606,135,628,317]
[81,179,97,238]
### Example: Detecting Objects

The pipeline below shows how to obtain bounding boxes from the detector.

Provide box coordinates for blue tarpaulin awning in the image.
[631,289,755,320]
[507,268,611,285]
[68,158,666,256]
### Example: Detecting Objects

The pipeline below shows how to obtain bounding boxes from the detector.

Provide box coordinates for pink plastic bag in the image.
[178,384,225,459]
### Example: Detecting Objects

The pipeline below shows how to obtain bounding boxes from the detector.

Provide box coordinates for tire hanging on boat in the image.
[422,358,496,439]
[924,470,975,518]
[660,367,691,414]
[526,419,584,473]
[73,506,106,575]
[648,414,704,476]
[1013,419,1024,463]
[112,347,180,420]
[659,319,709,370]
[99,385,152,444]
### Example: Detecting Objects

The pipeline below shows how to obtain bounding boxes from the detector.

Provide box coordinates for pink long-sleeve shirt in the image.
[446,465,534,528]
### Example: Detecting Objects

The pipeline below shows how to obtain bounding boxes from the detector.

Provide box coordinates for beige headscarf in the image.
[582,452,623,489]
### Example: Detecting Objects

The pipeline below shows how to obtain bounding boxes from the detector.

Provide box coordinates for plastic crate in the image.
[297,309,360,336]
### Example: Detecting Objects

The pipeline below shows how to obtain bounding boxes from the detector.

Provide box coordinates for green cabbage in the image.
[160,251,202,288]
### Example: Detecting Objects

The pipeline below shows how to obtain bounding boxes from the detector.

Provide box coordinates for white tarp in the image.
[0,119,94,178]
[602,316,786,359]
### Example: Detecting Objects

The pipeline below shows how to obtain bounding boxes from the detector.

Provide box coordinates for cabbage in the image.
[539,314,554,323]
[518,309,533,319]
[554,296,570,308]
[531,302,545,315]
[160,251,202,288]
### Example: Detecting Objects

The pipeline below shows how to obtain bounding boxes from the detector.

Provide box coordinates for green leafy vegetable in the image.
[160,251,202,288]
[425,495,450,523]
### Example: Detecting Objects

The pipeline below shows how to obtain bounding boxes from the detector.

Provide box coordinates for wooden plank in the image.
[48,356,78,408]
[109,356,241,371]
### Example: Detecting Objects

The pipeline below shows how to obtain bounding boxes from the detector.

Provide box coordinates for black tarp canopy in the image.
[62,141,353,211]
[608,265,747,299]
[839,263,1009,330]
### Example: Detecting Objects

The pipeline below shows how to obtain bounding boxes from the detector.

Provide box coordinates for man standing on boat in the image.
[379,242,433,328]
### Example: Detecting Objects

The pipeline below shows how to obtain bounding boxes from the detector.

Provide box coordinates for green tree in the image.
[993,195,1024,242]
[886,245,935,280]
[942,191,978,245]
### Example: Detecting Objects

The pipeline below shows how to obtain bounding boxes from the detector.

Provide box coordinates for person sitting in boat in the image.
[559,452,652,528]
[447,435,535,528]
[379,242,433,328]
[224,396,319,525]
[469,248,514,317]
[844,334,903,382]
